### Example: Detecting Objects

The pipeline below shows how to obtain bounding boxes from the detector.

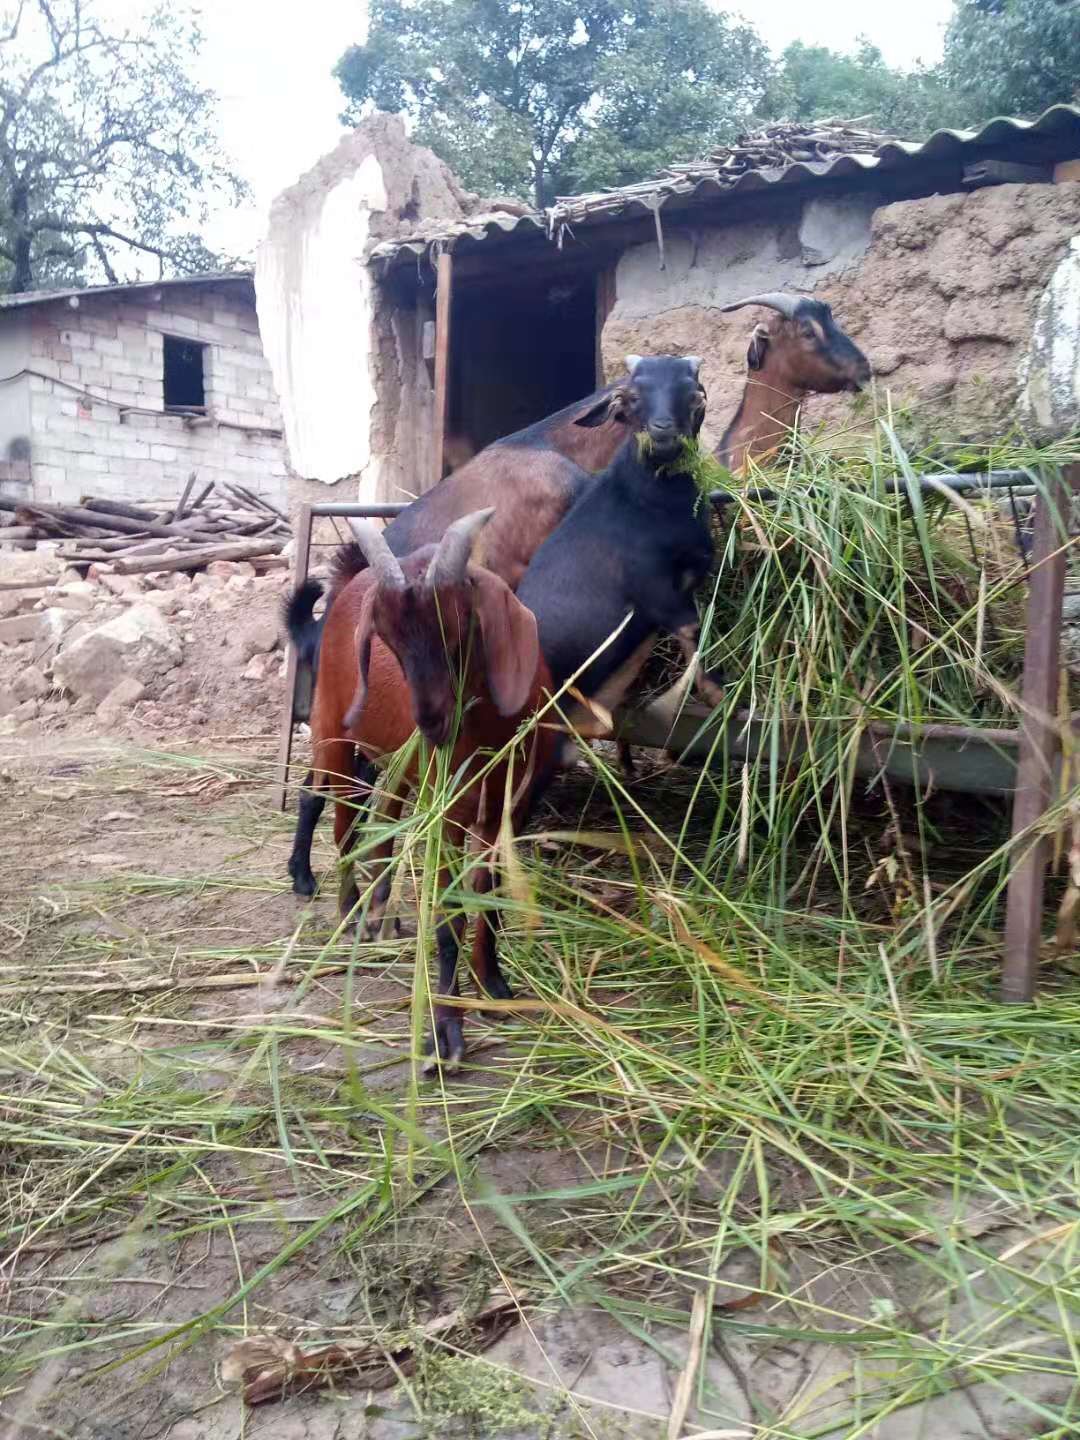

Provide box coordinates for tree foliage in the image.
[0,0,248,293]
[942,0,1080,119]
[337,0,1080,209]
[336,0,770,207]
[758,40,956,136]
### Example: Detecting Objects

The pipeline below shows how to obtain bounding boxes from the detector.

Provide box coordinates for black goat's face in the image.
[780,300,871,395]
[624,354,707,460]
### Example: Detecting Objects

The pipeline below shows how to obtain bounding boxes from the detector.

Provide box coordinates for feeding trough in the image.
[275,463,1079,1003]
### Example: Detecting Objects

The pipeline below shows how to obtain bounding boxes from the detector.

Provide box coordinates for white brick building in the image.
[0,273,287,509]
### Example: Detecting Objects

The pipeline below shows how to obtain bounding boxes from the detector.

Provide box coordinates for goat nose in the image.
[649,419,675,433]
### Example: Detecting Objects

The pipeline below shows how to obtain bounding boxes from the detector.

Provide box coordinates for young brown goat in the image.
[715,294,871,474]
[288,509,557,1070]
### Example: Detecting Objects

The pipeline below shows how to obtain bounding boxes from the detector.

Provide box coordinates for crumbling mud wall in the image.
[256,115,471,509]
[601,181,1080,454]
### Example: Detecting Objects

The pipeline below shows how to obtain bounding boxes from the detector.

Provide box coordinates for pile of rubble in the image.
[0,542,293,739]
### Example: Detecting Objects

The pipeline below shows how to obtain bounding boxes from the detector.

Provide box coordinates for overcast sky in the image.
[132,1,955,258]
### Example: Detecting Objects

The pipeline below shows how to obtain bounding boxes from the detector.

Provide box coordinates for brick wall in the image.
[23,278,287,507]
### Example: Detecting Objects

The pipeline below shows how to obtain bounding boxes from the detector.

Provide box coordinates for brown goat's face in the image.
[753,301,871,396]
[372,554,471,749]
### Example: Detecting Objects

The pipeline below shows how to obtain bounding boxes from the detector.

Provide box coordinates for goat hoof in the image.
[422,1018,465,1075]
[288,860,317,897]
[481,972,513,1004]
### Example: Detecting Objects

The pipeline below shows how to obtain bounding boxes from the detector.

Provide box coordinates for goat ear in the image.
[573,387,625,429]
[747,323,770,372]
[470,566,540,718]
[342,586,378,730]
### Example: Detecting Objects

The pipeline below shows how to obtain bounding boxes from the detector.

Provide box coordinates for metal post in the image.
[272,503,408,813]
[271,503,313,813]
[1002,464,1078,1001]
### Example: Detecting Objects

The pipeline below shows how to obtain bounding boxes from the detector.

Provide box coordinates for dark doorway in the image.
[448,269,599,457]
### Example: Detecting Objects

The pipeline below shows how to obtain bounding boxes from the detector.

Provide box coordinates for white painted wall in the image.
[1020,234,1080,434]
[256,153,388,495]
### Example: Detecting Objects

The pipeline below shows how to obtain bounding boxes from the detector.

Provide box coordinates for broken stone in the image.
[191,572,223,594]
[13,666,49,702]
[243,652,275,681]
[0,549,66,587]
[0,686,16,716]
[52,605,182,702]
[96,677,147,723]
[206,560,241,579]
[13,697,40,724]
[94,571,144,598]
[139,590,182,615]
[0,608,76,648]
[0,588,45,618]
[43,591,95,614]
[238,615,282,662]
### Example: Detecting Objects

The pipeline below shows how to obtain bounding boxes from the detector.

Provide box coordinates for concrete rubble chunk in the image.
[0,608,77,648]
[13,665,49,702]
[94,572,144,598]
[238,615,282,662]
[52,604,182,702]
[0,549,66,586]
[96,677,147,723]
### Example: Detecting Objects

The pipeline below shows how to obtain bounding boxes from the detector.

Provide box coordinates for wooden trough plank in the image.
[616,705,1022,797]
[1002,464,1078,1002]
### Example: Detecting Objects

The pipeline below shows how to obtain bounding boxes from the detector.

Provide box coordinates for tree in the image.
[335,0,771,208]
[942,0,1080,121]
[0,0,248,293]
[757,39,955,137]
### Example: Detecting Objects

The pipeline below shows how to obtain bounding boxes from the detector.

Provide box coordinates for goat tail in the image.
[283,580,324,668]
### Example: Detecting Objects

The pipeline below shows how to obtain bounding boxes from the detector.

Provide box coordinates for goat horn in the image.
[720,292,802,319]
[426,507,495,587]
[349,518,405,589]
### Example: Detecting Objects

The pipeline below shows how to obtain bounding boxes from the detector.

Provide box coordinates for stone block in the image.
[53,605,181,701]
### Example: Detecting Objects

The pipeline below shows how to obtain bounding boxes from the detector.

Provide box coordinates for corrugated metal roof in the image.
[0,270,254,311]
[370,104,1080,268]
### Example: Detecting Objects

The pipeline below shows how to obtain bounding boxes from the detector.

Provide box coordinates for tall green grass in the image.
[3,422,1080,1437]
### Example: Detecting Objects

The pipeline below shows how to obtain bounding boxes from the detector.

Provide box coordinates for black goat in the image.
[517,355,725,749]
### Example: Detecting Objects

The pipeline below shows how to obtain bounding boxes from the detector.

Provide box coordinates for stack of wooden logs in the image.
[697,120,890,176]
[0,473,291,575]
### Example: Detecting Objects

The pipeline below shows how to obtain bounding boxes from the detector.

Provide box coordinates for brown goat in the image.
[289,509,557,1070]
[715,293,871,474]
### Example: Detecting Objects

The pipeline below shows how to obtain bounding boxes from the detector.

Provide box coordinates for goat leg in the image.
[331,752,378,927]
[674,623,726,707]
[288,769,325,896]
[423,866,467,1073]
[357,783,405,940]
[467,828,513,1008]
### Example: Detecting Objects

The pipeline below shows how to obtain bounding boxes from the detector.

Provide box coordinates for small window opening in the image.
[163,334,206,409]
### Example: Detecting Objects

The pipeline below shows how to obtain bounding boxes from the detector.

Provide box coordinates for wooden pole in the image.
[1002,463,1078,1002]
[432,250,453,487]
[272,503,313,813]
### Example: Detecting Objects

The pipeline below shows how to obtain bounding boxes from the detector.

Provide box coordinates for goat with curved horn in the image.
[426,506,495,588]
[720,292,801,318]
[350,519,406,589]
